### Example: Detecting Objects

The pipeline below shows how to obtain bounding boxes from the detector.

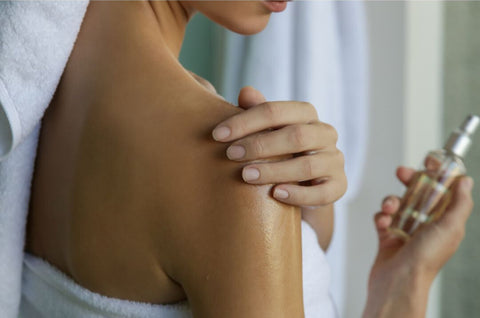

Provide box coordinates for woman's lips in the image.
[263,1,288,13]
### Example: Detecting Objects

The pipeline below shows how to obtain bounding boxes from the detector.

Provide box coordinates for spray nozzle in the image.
[460,114,480,136]
[444,114,479,158]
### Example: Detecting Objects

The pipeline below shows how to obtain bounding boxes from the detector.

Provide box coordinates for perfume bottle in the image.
[390,114,480,239]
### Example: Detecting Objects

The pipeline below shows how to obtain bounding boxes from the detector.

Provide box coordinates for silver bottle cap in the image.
[444,114,480,158]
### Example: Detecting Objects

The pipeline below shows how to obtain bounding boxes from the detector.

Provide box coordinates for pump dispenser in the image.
[390,115,479,239]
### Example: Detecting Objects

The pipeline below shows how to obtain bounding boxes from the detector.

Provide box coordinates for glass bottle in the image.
[390,114,480,239]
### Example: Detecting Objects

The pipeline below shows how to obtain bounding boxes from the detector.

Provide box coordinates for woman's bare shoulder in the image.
[70,81,304,315]
[28,2,304,314]
[141,91,305,317]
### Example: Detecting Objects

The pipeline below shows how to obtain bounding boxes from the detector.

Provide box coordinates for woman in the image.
[23,1,474,317]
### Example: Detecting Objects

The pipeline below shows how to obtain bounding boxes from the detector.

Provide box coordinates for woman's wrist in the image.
[363,264,434,318]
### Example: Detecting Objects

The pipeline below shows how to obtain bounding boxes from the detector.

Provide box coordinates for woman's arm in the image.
[153,104,305,316]
[363,265,431,318]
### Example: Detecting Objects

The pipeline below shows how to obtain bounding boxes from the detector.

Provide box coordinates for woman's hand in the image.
[212,86,347,208]
[363,166,474,318]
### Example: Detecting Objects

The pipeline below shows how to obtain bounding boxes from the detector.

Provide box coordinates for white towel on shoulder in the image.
[0,2,88,317]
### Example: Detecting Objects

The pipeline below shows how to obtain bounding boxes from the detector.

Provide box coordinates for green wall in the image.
[441,2,480,317]
[179,14,217,84]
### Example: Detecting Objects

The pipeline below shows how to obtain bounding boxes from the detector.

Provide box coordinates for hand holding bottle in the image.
[390,115,479,238]
[363,166,474,318]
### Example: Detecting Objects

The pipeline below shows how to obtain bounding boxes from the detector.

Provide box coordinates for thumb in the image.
[396,166,417,187]
[238,86,266,110]
[435,176,474,232]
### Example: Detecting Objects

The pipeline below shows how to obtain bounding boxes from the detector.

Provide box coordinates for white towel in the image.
[0,2,89,317]
[20,254,192,318]
[216,2,368,315]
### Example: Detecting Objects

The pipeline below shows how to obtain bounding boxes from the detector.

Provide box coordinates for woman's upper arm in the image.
[163,174,304,317]
[145,94,304,317]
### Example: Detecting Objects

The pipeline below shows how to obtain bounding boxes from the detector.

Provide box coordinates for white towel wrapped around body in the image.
[0,2,88,317]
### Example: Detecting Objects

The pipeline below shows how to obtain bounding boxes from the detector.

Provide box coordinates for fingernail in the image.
[212,126,231,141]
[383,198,393,208]
[273,188,289,200]
[226,145,245,160]
[243,167,260,182]
[462,177,474,191]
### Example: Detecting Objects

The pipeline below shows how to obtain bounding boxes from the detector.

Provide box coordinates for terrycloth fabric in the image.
[0,1,89,159]
[0,2,89,317]
[300,221,336,317]
[19,257,192,318]
[216,2,368,315]
[19,221,333,318]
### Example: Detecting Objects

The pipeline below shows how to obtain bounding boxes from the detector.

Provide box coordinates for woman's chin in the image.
[228,17,271,35]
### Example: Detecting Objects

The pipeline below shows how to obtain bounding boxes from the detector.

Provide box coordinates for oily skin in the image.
[26,2,308,315]
[155,0,335,245]
[192,76,335,251]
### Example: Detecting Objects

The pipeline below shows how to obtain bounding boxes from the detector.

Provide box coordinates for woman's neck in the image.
[148,1,191,58]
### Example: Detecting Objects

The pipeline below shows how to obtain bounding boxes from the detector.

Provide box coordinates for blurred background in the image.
[179,1,480,317]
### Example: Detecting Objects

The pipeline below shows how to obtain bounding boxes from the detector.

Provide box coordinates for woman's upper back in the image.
[26,2,305,316]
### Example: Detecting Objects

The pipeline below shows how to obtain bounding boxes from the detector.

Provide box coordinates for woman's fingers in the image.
[396,166,417,186]
[237,86,266,110]
[374,210,406,252]
[239,149,346,207]
[382,196,401,215]
[241,150,344,184]
[215,88,347,208]
[226,123,336,161]
[376,196,401,233]
[269,177,347,207]
[375,211,392,233]
[212,101,319,142]
[375,195,403,242]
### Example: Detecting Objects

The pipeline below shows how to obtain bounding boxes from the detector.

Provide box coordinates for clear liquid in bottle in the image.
[389,114,479,239]
[389,150,465,239]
